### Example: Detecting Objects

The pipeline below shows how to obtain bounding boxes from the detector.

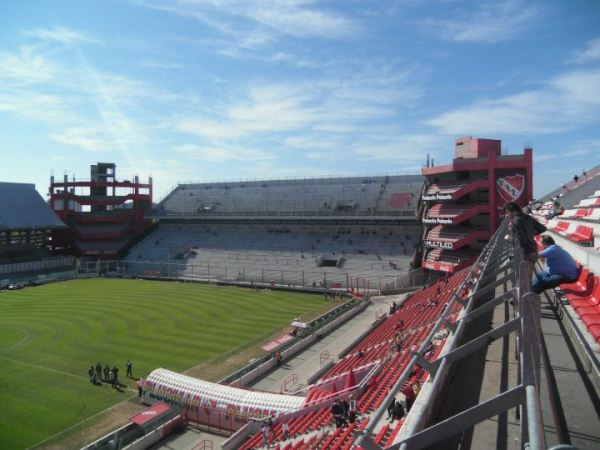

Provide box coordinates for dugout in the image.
[81,402,183,450]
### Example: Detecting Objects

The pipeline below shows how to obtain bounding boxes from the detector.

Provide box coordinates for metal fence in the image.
[84,259,427,293]
[0,256,75,275]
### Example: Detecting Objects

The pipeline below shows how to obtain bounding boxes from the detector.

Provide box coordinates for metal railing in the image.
[355,219,575,449]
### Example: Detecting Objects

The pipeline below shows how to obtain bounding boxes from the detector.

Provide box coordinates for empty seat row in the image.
[549,221,595,246]
[558,267,600,344]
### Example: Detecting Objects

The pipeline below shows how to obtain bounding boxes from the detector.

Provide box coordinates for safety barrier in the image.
[355,218,577,450]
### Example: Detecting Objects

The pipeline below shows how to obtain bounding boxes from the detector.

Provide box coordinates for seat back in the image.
[583,273,597,295]
[580,226,593,239]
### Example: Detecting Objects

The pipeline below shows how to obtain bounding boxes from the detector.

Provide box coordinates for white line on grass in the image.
[23,393,138,450]
[0,354,88,380]
[0,327,29,351]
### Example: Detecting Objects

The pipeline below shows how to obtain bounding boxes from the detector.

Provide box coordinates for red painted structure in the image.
[420,137,532,273]
[49,163,153,259]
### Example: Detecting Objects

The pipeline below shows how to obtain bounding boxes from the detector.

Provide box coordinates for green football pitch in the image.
[0,278,328,449]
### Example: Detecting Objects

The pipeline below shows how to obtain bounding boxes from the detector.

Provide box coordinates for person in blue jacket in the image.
[533,235,579,294]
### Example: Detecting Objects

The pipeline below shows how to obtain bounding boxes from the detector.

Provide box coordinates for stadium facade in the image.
[421,137,532,273]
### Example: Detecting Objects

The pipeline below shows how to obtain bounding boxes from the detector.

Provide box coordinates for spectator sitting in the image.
[547,202,564,219]
[391,400,405,421]
[533,235,579,294]
[386,396,397,420]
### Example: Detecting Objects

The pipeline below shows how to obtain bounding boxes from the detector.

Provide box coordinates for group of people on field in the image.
[87,360,133,388]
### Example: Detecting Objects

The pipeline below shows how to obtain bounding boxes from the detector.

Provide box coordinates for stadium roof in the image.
[0,182,65,231]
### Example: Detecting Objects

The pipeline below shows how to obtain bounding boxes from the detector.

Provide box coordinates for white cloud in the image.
[571,37,600,64]
[174,66,421,146]
[422,0,541,44]
[243,1,358,39]
[173,144,274,162]
[0,90,81,124]
[139,59,184,69]
[23,26,99,45]
[0,44,169,158]
[427,69,600,135]
[0,47,60,85]
[137,0,359,41]
[50,127,110,152]
[353,134,444,162]
[534,140,600,163]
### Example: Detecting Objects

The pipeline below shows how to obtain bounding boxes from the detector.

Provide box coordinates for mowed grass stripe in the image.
[0,278,327,449]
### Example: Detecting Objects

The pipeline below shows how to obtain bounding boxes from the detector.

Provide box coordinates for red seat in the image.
[552,221,569,232]
[566,225,594,245]
[570,280,600,309]
[582,314,600,327]
[576,305,600,317]
[560,269,592,295]
[587,324,600,343]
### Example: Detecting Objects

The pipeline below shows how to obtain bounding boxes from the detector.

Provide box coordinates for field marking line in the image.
[0,327,29,352]
[0,354,88,381]
[23,392,138,450]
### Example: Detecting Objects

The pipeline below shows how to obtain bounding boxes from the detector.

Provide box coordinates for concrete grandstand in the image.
[124,175,425,291]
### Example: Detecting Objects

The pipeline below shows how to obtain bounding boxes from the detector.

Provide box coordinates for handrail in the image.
[356,216,574,449]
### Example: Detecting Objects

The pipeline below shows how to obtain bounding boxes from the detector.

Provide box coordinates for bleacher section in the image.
[556,265,600,343]
[531,231,600,344]
[126,224,420,288]
[236,270,469,449]
[529,186,600,345]
[533,188,600,248]
[155,175,423,217]
[539,163,600,207]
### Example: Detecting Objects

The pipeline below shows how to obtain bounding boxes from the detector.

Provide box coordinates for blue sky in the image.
[1,0,599,201]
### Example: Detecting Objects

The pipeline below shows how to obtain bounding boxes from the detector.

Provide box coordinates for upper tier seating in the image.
[156,175,423,217]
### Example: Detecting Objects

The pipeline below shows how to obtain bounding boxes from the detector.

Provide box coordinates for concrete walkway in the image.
[429,273,600,450]
[250,295,404,392]
[149,426,228,450]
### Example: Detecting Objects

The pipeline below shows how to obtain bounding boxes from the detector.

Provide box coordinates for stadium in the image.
[1,137,599,450]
